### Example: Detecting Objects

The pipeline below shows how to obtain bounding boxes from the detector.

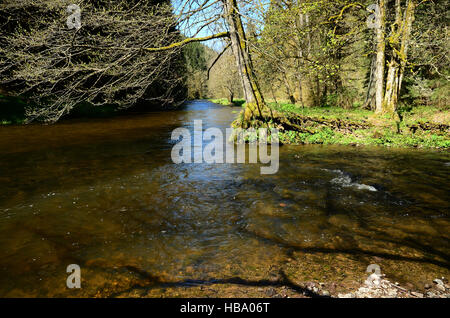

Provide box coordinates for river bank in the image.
[271,102,450,149]
[210,99,450,149]
[5,95,448,151]
[114,275,450,298]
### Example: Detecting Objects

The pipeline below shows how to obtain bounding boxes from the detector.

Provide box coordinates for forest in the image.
[0,0,448,148]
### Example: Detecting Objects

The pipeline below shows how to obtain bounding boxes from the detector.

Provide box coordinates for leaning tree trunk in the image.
[383,0,415,115]
[223,0,267,123]
[363,52,376,110]
[282,71,296,104]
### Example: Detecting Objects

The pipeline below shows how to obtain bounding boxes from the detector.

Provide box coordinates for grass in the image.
[400,105,450,126]
[268,102,450,149]
[210,98,449,149]
[269,101,374,123]
[209,98,246,107]
[278,126,450,149]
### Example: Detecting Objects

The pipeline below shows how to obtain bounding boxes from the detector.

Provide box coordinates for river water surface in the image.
[0,100,449,297]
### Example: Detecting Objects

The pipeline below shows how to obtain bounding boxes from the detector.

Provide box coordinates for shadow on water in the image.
[108,266,328,298]
[242,226,450,269]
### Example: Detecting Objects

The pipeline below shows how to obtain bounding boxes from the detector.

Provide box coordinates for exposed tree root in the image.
[233,109,372,134]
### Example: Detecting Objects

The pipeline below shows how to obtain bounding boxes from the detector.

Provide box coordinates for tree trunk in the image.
[295,76,304,107]
[398,1,415,94]
[301,76,315,107]
[295,5,315,107]
[282,72,296,104]
[383,61,400,114]
[223,0,267,123]
[228,89,234,105]
[382,0,416,115]
[363,54,376,110]
[270,85,279,105]
[375,0,386,113]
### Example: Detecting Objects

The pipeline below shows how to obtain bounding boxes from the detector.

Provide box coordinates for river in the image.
[0,100,449,297]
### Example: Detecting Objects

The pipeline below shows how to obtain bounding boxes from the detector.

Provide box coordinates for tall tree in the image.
[222,0,267,122]
[375,0,386,113]
[382,0,416,115]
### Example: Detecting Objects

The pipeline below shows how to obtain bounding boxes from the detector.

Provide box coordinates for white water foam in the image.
[323,169,378,192]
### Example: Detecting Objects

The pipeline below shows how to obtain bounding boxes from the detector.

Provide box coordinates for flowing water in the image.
[0,100,449,297]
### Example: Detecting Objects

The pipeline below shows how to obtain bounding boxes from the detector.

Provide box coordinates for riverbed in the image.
[0,100,449,297]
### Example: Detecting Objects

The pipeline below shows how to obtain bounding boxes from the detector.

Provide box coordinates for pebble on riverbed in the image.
[337,276,450,298]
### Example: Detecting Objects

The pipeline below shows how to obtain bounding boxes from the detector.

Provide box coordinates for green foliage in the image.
[183,42,212,99]
[270,102,372,123]
[253,0,369,107]
[275,102,449,149]
[207,50,243,102]
[209,98,246,107]
[184,42,208,72]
